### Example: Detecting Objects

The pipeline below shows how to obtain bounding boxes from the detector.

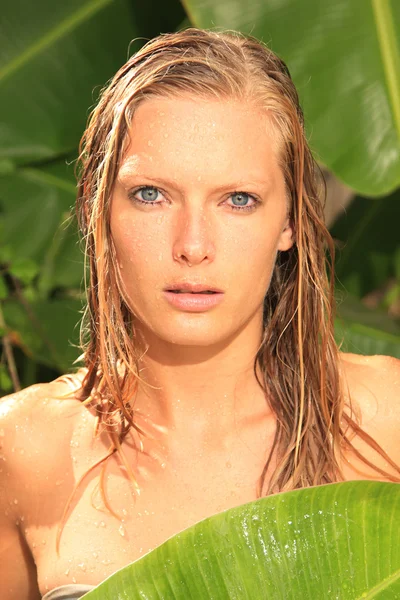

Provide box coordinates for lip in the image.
[163,290,224,312]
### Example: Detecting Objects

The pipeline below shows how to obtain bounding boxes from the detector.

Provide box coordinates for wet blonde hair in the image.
[60,28,399,546]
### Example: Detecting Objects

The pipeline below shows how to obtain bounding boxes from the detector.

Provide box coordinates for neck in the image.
[132,316,270,442]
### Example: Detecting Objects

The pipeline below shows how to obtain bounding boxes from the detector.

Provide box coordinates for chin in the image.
[138,314,229,349]
[160,324,226,347]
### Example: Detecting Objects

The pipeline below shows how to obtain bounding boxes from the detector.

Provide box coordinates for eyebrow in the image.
[117,168,271,193]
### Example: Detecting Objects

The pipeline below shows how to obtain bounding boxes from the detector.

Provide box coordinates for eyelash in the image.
[128,185,260,212]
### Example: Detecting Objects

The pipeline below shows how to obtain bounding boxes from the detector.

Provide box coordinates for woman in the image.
[1,27,399,600]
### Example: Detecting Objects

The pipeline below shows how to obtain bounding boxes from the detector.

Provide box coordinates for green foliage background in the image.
[1,0,400,394]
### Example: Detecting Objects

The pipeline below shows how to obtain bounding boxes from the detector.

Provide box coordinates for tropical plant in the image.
[0,0,399,390]
[83,481,400,599]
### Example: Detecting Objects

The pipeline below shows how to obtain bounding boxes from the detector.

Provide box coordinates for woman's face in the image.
[110,95,294,348]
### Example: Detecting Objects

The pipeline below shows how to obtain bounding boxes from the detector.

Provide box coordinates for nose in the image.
[172,203,216,267]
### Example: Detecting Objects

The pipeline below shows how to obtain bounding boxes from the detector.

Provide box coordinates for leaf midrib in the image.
[371,0,400,142]
[356,566,400,599]
[0,0,111,84]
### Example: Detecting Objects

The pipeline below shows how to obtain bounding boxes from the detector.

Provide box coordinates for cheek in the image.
[111,212,166,284]
[227,222,282,283]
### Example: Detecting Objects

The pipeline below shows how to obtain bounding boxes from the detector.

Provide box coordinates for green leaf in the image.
[0,159,84,290]
[9,257,39,285]
[0,0,140,164]
[0,276,8,300]
[394,246,400,281]
[2,297,82,371]
[335,294,400,358]
[0,159,16,176]
[0,245,14,264]
[83,481,400,599]
[331,188,400,297]
[0,364,13,393]
[184,0,400,196]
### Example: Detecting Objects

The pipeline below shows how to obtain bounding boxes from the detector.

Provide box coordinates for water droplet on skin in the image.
[65,569,70,576]
[72,577,77,584]
[122,509,127,516]
[158,254,163,261]
[100,521,106,527]
[119,524,126,537]
[78,563,86,571]
[19,449,25,455]
[93,552,98,558]
[160,462,166,469]
[147,140,153,147]
[102,559,111,565]
[42,539,46,545]
[226,461,232,469]
[13,499,18,504]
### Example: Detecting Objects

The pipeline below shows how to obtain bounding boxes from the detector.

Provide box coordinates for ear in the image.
[277,217,295,252]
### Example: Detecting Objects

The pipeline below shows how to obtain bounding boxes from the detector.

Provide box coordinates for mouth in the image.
[168,290,218,294]
[163,287,224,311]
[165,283,223,294]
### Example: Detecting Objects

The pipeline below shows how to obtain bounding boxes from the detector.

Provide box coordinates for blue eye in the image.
[228,191,259,212]
[129,186,161,204]
[230,192,252,207]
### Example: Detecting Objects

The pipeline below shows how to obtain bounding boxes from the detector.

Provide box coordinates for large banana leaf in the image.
[0,0,139,165]
[183,0,400,196]
[84,481,400,599]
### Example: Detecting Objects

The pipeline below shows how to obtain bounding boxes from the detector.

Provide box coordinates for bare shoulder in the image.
[0,371,90,599]
[0,370,90,507]
[338,351,400,479]
[339,352,400,418]
[0,370,88,437]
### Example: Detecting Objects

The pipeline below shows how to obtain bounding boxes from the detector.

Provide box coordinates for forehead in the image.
[119,96,282,186]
